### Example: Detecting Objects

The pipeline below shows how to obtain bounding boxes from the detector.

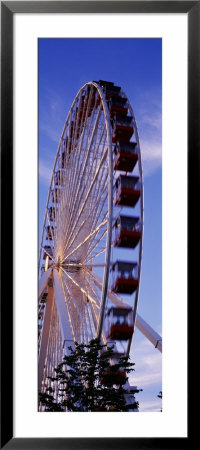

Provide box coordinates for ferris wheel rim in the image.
[39,81,115,342]
[39,80,144,365]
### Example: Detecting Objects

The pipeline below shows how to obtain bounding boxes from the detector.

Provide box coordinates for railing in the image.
[114,142,138,155]
[116,177,141,191]
[114,115,133,126]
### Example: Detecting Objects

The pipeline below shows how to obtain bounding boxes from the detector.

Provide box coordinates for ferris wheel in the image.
[38,80,161,396]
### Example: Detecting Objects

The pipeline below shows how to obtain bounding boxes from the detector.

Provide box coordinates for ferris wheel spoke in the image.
[63,219,108,262]
[61,147,108,255]
[84,245,108,264]
[62,190,108,261]
[58,270,77,343]
[60,266,100,309]
[62,272,95,332]
[63,89,101,223]
[83,229,108,264]
[80,181,109,263]
[84,269,102,307]
[66,199,107,261]
[81,92,102,159]
[62,276,82,319]
[86,185,108,238]
[65,138,107,244]
[55,112,74,237]
[61,127,107,253]
[61,278,82,342]
[80,166,108,229]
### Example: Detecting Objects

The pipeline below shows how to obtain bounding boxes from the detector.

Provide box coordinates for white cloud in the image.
[140,140,162,177]
[39,88,66,143]
[129,336,162,412]
[133,89,162,177]
[130,337,162,388]
[39,159,52,186]
[139,400,162,413]
[130,369,161,388]
[141,112,162,131]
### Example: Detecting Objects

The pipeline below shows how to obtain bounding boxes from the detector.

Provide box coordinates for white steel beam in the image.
[91,273,162,352]
[136,314,162,352]
[38,267,53,298]
[53,268,74,349]
[38,285,54,392]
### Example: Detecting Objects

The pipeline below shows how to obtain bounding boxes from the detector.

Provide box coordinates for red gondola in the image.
[113,141,138,172]
[112,115,134,143]
[114,215,141,249]
[106,307,134,341]
[114,174,140,207]
[111,261,138,294]
[114,175,140,207]
[109,97,128,117]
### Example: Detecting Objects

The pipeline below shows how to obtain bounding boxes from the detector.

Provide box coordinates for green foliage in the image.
[157,390,162,399]
[157,390,162,412]
[39,338,142,412]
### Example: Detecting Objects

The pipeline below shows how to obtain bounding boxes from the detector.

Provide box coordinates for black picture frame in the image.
[1,1,198,449]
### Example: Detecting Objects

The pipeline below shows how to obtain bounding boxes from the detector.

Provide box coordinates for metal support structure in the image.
[136,314,162,352]
[38,285,54,392]
[53,269,74,345]
[38,80,161,398]
[38,267,52,298]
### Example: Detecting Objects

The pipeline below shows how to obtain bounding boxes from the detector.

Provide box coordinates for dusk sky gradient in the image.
[39,38,162,412]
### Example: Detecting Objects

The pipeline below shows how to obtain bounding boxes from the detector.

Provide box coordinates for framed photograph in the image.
[1,1,198,448]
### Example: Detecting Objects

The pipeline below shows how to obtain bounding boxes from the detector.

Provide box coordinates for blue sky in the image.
[39,38,162,412]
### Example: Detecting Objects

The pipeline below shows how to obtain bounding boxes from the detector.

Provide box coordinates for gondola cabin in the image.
[111,261,138,294]
[114,215,141,249]
[113,141,138,172]
[51,188,60,204]
[97,80,121,99]
[109,97,128,117]
[46,225,54,241]
[112,115,134,143]
[101,368,126,386]
[114,174,140,207]
[100,351,127,386]
[48,207,55,222]
[69,121,74,139]
[40,291,48,303]
[43,246,53,261]
[55,170,64,187]
[106,307,134,341]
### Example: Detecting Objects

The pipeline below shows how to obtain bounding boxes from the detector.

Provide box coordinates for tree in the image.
[39,338,142,412]
[157,390,162,412]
